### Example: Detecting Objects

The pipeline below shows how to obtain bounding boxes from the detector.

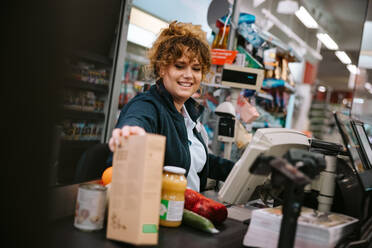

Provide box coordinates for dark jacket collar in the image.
[151,80,204,122]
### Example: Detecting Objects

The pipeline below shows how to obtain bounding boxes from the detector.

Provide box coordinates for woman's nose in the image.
[183,67,193,78]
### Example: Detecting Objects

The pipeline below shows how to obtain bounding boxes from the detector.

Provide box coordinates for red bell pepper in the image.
[184,188,227,225]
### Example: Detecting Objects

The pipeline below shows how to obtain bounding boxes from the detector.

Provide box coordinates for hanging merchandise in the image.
[238,23,264,49]
[212,12,256,49]
[236,46,263,69]
[236,94,259,124]
[236,13,265,49]
[263,48,277,71]
[212,18,230,49]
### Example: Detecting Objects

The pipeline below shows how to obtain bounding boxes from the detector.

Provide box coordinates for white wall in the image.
[292,84,312,132]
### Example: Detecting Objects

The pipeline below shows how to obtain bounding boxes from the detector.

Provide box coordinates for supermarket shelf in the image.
[74,50,112,67]
[201,82,231,88]
[64,78,109,93]
[262,79,295,93]
[63,109,105,121]
[256,92,274,101]
[252,121,283,129]
[60,139,101,149]
[270,112,287,118]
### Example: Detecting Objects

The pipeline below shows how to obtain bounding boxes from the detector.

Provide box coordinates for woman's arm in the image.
[109,126,146,152]
[207,154,235,181]
[109,101,158,152]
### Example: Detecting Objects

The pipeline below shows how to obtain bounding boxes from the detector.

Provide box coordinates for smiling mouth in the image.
[177,81,193,87]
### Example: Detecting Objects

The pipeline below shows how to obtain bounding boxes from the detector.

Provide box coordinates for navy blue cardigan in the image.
[109,82,234,191]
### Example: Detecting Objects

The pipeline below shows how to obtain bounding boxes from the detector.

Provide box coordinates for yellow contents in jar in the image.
[159,166,187,227]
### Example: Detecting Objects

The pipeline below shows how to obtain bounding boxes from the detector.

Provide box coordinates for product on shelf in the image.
[69,59,110,85]
[61,120,103,141]
[63,89,104,113]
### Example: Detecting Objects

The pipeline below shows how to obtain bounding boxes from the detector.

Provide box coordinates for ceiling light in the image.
[316,33,339,50]
[347,64,360,74]
[127,7,168,48]
[130,7,168,35]
[335,51,352,64]
[364,82,372,90]
[253,0,265,8]
[277,0,299,14]
[295,6,318,29]
[318,86,327,92]
[127,24,156,48]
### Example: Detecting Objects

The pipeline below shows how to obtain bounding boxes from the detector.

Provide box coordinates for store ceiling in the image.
[209,0,370,91]
[239,0,369,92]
[306,0,369,91]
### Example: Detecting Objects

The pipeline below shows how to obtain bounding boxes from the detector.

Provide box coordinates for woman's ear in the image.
[159,66,165,78]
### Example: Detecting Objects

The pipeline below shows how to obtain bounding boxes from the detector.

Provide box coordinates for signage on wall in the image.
[211,49,238,65]
[303,61,318,84]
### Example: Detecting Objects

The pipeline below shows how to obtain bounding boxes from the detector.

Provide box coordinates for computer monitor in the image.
[333,112,372,191]
[351,120,372,169]
[218,128,310,204]
[221,64,264,91]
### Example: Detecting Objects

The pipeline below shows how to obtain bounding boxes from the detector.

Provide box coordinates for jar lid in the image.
[163,166,186,175]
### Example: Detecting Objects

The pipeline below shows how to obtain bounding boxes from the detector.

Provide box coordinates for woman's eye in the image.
[192,67,201,71]
[175,64,184,69]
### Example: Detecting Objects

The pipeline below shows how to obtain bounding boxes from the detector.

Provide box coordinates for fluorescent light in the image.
[347,64,360,74]
[277,0,299,14]
[353,98,365,104]
[127,24,156,48]
[316,33,339,50]
[130,7,168,35]
[335,51,352,64]
[253,0,265,7]
[127,7,169,48]
[318,86,326,92]
[295,6,318,29]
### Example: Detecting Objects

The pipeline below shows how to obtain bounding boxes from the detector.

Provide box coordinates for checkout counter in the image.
[49,188,248,248]
[49,118,372,247]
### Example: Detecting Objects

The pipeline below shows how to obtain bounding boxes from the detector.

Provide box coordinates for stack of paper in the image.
[244,206,358,248]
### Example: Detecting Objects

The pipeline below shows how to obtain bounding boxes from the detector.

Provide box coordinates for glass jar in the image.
[159,166,187,227]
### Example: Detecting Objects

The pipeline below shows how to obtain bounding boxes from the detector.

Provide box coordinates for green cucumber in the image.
[182,209,219,234]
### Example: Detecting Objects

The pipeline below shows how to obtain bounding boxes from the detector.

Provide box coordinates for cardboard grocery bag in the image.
[106,134,166,245]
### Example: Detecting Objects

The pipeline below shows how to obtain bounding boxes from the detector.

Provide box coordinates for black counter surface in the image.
[51,216,248,248]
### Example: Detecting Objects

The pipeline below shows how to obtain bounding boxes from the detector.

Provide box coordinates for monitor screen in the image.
[351,120,372,169]
[333,112,365,173]
[222,68,258,86]
[221,64,264,90]
[334,112,372,191]
[218,128,310,204]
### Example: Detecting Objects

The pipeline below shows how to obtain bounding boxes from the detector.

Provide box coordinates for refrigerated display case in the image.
[51,0,132,186]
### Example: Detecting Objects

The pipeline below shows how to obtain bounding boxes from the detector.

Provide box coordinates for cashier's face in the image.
[160,54,202,106]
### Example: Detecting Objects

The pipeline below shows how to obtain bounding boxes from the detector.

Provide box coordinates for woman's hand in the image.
[109,125,146,152]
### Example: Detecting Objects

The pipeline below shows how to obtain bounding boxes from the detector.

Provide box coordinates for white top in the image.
[182,105,207,192]
[163,166,186,175]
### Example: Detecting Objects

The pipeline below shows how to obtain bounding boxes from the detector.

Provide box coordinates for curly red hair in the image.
[147,21,211,81]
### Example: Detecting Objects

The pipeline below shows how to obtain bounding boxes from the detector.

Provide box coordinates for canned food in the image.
[74,183,107,231]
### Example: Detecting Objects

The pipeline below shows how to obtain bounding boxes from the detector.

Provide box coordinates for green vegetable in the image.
[182,209,219,234]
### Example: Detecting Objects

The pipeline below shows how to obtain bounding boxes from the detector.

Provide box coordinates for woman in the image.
[109,21,234,192]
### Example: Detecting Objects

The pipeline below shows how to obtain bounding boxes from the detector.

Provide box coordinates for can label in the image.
[159,199,184,221]
[74,183,107,231]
